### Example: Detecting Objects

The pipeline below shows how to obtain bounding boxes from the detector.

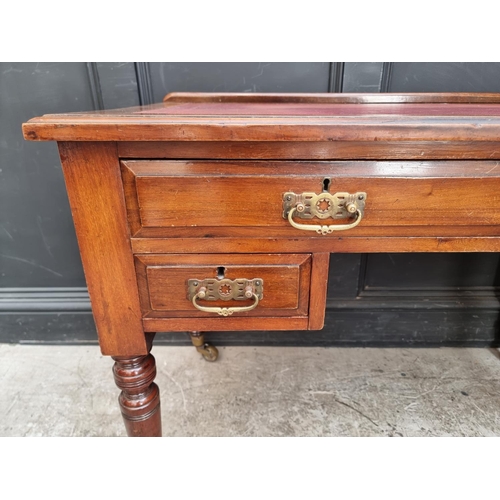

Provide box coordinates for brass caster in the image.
[197,343,219,362]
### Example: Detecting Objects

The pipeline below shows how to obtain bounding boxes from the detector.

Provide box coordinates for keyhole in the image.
[322,178,331,192]
[217,266,226,279]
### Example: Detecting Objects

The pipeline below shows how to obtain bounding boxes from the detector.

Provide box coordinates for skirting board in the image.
[1,309,499,347]
[1,287,499,347]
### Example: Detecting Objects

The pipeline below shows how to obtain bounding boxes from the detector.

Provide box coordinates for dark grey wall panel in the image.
[0,62,95,287]
[96,63,140,109]
[328,254,363,298]
[342,63,384,92]
[364,254,500,291]
[388,63,500,92]
[148,62,331,101]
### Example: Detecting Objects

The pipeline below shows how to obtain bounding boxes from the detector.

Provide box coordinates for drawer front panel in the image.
[135,254,311,318]
[122,160,500,235]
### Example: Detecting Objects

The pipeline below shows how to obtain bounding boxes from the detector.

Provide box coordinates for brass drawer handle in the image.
[187,278,263,316]
[283,191,366,235]
[288,206,363,234]
[192,290,259,316]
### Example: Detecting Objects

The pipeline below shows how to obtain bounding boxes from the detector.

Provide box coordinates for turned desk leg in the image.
[190,331,219,362]
[112,337,162,437]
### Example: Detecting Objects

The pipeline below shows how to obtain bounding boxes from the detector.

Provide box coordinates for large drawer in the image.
[122,160,500,237]
[134,253,330,332]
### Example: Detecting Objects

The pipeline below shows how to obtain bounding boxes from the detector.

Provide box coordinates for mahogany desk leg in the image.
[112,335,162,437]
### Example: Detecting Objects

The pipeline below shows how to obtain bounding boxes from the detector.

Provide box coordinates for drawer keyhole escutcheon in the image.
[283,191,366,235]
[187,278,264,316]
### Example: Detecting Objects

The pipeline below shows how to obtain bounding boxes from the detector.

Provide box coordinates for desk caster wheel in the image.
[199,343,219,362]
[189,332,219,362]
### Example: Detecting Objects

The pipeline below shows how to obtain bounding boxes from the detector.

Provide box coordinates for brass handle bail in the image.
[192,292,260,316]
[187,278,264,316]
[283,191,366,235]
[288,207,363,234]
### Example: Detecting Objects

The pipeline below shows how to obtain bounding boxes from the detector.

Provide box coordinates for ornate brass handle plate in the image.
[187,278,264,316]
[283,191,366,235]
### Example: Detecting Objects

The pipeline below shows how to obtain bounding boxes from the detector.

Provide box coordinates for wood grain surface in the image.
[142,316,309,332]
[135,254,311,319]
[131,236,500,254]
[162,92,500,104]
[118,140,500,161]
[22,93,500,143]
[308,253,330,330]
[122,160,500,232]
[58,142,146,356]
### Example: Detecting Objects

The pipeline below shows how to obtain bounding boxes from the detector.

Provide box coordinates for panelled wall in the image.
[2,62,500,346]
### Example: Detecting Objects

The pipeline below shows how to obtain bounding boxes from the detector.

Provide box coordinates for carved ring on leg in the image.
[112,352,162,437]
[190,332,219,362]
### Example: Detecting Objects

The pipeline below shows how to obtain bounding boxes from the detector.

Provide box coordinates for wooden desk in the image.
[23,92,500,436]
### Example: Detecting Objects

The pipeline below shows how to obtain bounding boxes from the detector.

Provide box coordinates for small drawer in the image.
[135,254,311,319]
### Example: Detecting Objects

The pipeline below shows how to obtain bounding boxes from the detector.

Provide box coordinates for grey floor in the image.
[1,344,499,437]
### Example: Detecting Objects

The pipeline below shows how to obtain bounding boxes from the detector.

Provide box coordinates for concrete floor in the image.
[1,344,499,437]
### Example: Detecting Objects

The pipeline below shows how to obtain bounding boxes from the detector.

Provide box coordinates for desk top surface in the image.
[22,92,500,143]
